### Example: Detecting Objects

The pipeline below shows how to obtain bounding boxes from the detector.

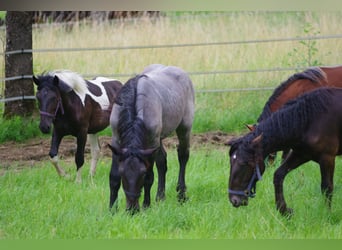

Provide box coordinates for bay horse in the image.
[247,65,342,161]
[108,64,195,212]
[33,70,122,182]
[227,87,342,216]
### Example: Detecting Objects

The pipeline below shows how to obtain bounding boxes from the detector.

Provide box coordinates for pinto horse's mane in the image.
[47,70,88,95]
[115,74,148,149]
[257,67,327,123]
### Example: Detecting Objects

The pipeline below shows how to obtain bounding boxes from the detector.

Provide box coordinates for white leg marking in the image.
[88,134,100,177]
[76,168,82,183]
[50,155,67,177]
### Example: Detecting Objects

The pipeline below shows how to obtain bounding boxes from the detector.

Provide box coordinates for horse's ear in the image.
[245,124,255,131]
[107,143,126,156]
[252,134,263,145]
[32,75,40,86]
[139,147,158,156]
[54,76,72,93]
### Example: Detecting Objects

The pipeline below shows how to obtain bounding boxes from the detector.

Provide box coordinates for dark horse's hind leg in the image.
[155,143,167,202]
[318,154,335,209]
[175,126,190,203]
[109,153,121,211]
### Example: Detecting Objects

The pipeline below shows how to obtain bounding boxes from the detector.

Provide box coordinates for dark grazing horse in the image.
[227,87,342,216]
[33,70,122,182]
[108,64,195,212]
[247,65,342,161]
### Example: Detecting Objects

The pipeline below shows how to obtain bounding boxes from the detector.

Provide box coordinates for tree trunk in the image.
[4,11,35,118]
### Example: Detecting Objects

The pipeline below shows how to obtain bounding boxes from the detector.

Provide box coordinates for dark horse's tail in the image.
[257,67,327,123]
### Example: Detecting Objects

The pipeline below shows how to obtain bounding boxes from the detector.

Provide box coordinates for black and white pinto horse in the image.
[33,70,122,182]
[108,64,195,212]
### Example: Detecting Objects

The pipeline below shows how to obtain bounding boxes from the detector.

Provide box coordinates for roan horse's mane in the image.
[257,67,327,123]
[115,74,148,149]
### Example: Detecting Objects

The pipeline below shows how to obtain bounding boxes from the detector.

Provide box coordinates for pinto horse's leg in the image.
[273,151,310,216]
[155,143,167,202]
[75,131,87,183]
[109,153,121,211]
[175,126,191,203]
[49,129,68,177]
[318,154,335,208]
[88,134,100,178]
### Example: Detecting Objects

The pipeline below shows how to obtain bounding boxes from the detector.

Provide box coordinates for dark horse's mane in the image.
[231,88,333,156]
[257,67,327,123]
[115,74,148,150]
[256,87,333,150]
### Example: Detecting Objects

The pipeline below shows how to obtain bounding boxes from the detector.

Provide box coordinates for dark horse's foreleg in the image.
[109,153,121,211]
[75,130,87,183]
[175,126,190,203]
[273,151,309,216]
[49,129,67,177]
[318,154,335,208]
[155,143,167,202]
[143,159,155,208]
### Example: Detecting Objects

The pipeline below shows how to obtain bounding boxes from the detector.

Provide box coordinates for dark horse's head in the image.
[33,74,71,133]
[108,144,157,212]
[226,134,265,208]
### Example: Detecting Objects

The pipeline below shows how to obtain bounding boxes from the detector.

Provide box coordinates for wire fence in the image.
[1,33,342,103]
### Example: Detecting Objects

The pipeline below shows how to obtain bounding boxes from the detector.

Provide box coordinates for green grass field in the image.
[1,12,342,239]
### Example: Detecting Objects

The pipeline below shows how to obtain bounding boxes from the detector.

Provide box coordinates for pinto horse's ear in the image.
[53,76,72,93]
[245,124,255,131]
[32,75,40,86]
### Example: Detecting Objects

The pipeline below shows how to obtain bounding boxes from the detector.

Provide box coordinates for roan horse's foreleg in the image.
[155,144,167,202]
[109,154,121,211]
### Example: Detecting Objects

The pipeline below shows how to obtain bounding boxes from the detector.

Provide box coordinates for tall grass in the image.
[1,146,342,239]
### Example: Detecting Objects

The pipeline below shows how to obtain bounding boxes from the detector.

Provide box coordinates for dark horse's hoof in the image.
[177,193,189,204]
[279,207,294,218]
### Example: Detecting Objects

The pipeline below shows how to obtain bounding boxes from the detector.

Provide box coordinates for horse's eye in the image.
[232,153,237,160]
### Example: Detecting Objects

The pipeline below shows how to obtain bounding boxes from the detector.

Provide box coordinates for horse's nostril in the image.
[230,197,241,207]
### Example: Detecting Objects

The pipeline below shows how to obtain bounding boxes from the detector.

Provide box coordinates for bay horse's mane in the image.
[257,67,327,123]
[256,87,332,147]
[41,70,88,95]
[115,74,148,150]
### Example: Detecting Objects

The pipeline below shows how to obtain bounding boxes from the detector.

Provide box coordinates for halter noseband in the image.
[228,163,263,198]
[39,98,64,119]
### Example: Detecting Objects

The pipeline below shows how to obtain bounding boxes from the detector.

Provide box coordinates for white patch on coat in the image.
[49,70,117,110]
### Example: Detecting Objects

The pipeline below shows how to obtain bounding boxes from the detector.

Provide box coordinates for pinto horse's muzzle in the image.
[39,99,64,134]
[228,164,263,207]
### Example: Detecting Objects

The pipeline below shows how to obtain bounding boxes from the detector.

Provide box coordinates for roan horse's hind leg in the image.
[88,134,101,178]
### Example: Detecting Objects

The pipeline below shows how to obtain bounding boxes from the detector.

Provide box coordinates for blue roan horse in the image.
[108,64,195,212]
[33,70,122,182]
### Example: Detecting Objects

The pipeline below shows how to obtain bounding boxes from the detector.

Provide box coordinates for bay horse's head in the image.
[108,144,157,213]
[226,134,265,208]
[33,74,71,133]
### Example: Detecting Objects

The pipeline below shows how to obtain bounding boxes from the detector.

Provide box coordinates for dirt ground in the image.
[0,131,235,169]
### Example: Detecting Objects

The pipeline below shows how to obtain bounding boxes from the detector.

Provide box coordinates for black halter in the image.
[39,98,64,119]
[228,163,263,198]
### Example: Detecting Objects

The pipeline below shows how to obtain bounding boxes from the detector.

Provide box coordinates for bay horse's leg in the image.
[155,143,167,202]
[75,131,87,183]
[49,129,68,177]
[88,134,100,178]
[175,126,191,203]
[273,151,309,216]
[109,153,121,211]
[318,154,335,209]
[143,158,155,208]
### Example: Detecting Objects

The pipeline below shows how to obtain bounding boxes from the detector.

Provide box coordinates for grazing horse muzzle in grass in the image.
[33,70,122,182]
[109,64,195,212]
[227,87,342,216]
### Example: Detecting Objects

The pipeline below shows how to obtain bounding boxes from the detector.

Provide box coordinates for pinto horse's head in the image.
[226,134,265,208]
[108,144,157,213]
[33,75,70,134]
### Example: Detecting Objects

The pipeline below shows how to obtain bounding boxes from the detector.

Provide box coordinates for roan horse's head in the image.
[33,75,70,133]
[226,134,265,208]
[108,144,157,213]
